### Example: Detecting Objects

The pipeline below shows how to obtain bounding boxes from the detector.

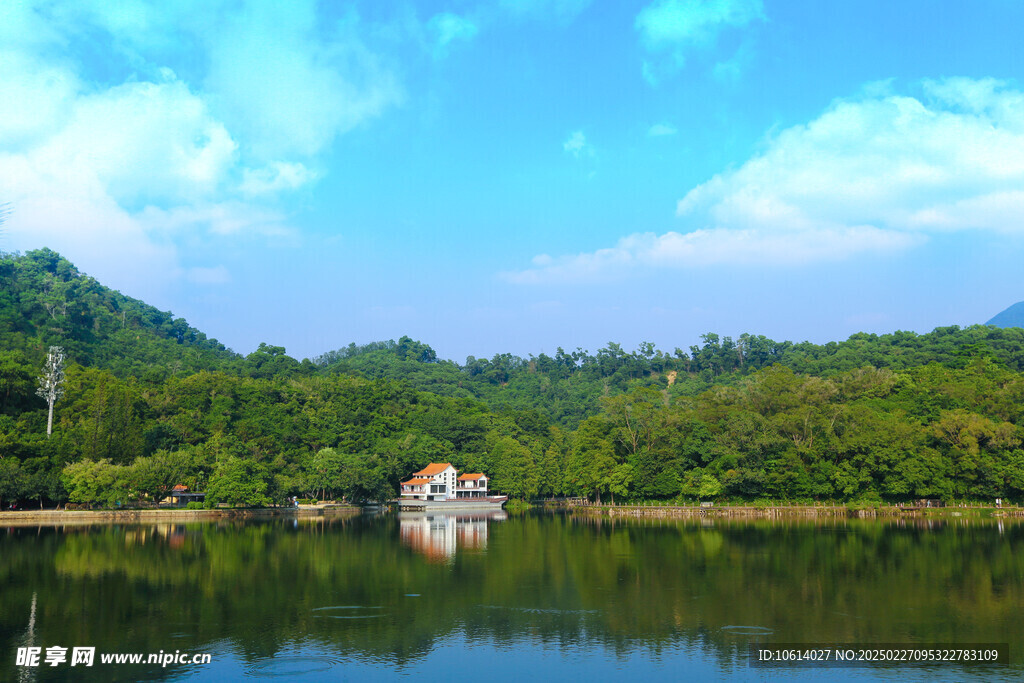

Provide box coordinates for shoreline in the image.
[557,503,1024,520]
[4,503,1019,525]
[0,505,362,526]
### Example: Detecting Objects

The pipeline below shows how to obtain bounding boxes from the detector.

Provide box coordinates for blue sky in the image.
[4,0,1024,362]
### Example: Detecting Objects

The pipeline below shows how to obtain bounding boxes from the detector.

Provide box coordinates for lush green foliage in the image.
[4,249,1024,506]
[0,248,240,382]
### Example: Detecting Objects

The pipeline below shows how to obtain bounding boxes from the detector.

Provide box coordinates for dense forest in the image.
[3,248,1024,508]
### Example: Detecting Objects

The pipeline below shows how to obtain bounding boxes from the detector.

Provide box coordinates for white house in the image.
[456,473,489,498]
[400,463,458,501]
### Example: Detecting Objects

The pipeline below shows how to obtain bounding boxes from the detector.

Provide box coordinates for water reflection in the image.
[399,512,507,562]
[1,514,1022,681]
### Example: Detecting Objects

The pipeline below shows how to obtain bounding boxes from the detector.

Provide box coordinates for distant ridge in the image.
[987,301,1024,328]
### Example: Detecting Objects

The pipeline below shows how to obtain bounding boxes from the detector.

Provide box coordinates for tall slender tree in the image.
[36,346,66,438]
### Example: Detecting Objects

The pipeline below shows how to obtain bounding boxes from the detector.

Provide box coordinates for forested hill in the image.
[314,326,1024,428]
[6,248,1024,510]
[6,248,1024,416]
[0,249,240,379]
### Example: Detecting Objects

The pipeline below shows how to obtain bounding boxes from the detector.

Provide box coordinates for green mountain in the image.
[6,248,1024,510]
[0,248,241,381]
[987,301,1024,328]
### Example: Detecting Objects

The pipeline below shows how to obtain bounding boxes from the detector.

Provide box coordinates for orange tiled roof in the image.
[458,473,486,480]
[414,463,453,476]
[172,485,189,491]
[402,478,431,486]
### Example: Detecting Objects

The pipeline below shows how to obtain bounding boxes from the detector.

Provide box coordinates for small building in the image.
[166,485,206,507]
[400,463,458,501]
[400,477,431,499]
[456,473,489,499]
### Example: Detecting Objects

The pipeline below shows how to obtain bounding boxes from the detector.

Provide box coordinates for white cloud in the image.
[712,42,753,84]
[1,179,177,299]
[412,1,587,60]
[0,70,237,294]
[0,0,403,296]
[141,203,291,237]
[503,228,921,284]
[240,162,319,196]
[203,4,402,161]
[563,130,592,158]
[428,12,479,53]
[509,78,1024,284]
[677,78,1024,232]
[636,0,763,49]
[37,80,237,207]
[648,123,678,137]
[0,49,81,149]
[635,0,763,83]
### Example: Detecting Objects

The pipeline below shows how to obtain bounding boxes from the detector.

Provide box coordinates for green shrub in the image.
[505,499,531,513]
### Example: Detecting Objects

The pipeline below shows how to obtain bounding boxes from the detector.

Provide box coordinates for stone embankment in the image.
[567,505,850,519]
[0,505,361,526]
[555,503,1022,520]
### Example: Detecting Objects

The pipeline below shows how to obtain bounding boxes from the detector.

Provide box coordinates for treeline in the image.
[315,328,1024,428]
[0,364,553,507]
[3,248,1024,507]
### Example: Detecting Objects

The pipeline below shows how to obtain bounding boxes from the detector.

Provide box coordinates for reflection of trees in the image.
[2,515,1024,678]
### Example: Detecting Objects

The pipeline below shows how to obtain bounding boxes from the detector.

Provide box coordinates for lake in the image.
[2,511,1021,681]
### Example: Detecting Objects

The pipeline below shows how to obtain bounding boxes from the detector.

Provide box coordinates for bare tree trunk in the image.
[38,346,65,440]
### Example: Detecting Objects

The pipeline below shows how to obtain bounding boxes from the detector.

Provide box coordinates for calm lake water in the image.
[2,511,1022,681]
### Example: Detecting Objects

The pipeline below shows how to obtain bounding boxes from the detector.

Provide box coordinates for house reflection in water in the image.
[399,512,507,563]
[118,524,190,549]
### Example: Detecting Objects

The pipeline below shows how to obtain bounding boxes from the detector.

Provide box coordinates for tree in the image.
[395,336,437,363]
[606,462,634,504]
[565,417,616,502]
[301,447,345,500]
[338,453,391,504]
[36,346,66,438]
[130,450,190,503]
[601,387,664,458]
[245,343,301,379]
[206,457,270,507]
[681,468,722,500]
[0,456,26,509]
[0,351,35,415]
[489,435,539,500]
[62,459,132,508]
